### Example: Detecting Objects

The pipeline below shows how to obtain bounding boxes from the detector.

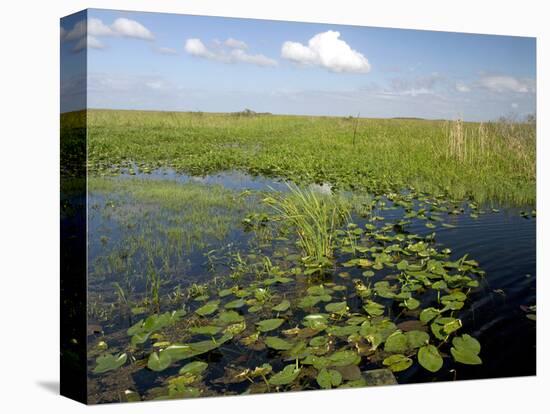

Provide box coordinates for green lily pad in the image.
[451,347,482,365]
[256,318,285,332]
[215,311,244,326]
[189,325,222,336]
[316,368,342,389]
[328,350,361,367]
[147,351,172,372]
[218,288,234,298]
[179,361,208,376]
[151,333,233,371]
[420,307,440,323]
[307,285,333,296]
[403,297,420,310]
[309,336,328,347]
[298,296,323,309]
[272,299,291,312]
[418,344,443,373]
[265,336,294,350]
[269,364,301,385]
[450,334,482,365]
[224,321,246,336]
[325,301,348,313]
[93,353,127,374]
[128,310,186,346]
[326,325,360,337]
[195,301,220,316]
[363,300,385,316]
[405,330,430,348]
[383,354,413,372]
[384,331,408,353]
[303,314,329,330]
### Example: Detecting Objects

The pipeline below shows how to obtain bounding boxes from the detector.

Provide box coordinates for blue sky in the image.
[61,9,536,121]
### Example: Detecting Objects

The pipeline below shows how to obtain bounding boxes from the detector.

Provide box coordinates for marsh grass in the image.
[264,184,351,267]
[87,110,535,205]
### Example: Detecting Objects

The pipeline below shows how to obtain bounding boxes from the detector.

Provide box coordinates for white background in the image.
[0,0,546,412]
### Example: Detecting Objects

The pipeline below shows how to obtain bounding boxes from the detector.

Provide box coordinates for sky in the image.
[60,9,536,121]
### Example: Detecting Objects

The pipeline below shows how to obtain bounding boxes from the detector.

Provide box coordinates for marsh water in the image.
[86,170,536,402]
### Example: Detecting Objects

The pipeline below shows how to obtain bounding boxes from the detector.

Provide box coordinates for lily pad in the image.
[450,334,482,365]
[316,368,343,389]
[384,331,408,353]
[363,300,385,316]
[179,361,208,376]
[195,301,220,316]
[420,307,440,323]
[272,299,291,312]
[383,354,413,372]
[328,350,361,367]
[93,353,127,374]
[189,325,222,336]
[256,318,285,332]
[215,311,244,326]
[418,344,443,373]
[269,364,301,385]
[405,330,430,348]
[325,301,348,313]
[147,351,172,372]
[265,336,294,350]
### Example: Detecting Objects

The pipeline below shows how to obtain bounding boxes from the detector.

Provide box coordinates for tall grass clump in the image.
[442,116,535,203]
[264,184,350,270]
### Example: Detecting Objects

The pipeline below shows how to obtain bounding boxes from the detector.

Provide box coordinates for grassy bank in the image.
[84,109,535,205]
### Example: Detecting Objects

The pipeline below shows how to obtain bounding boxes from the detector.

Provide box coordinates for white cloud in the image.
[455,82,470,92]
[224,38,247,49]
[511,102,519,109]
[111,17,154,40]
[60,27,66,41]
[229,49,276,66]
[281,30,371,73]
[62,17,154,52]
[185,38,214,58]
[88,17,115,37]
[64,20,86,42]
[184,38,277,67]
[479,75,534,93]
[73,35,105,52]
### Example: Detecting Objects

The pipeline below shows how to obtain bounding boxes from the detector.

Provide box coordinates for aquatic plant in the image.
[264,184,350,270]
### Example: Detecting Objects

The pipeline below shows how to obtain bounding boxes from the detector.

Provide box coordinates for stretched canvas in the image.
[60,8,536,404]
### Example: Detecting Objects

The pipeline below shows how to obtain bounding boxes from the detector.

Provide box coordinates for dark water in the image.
[87,170,536,400]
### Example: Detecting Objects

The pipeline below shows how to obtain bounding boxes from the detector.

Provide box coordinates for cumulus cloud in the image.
[111,17,154,40]
[88,17,116,37]
[73,35,105,52]
[185,38,213,58]
[64,20,87,42]
[224,38,247,49]
[184,38,277,67]
[478,75,534,93]
[281,30,371,73]
[62,17,154,52]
